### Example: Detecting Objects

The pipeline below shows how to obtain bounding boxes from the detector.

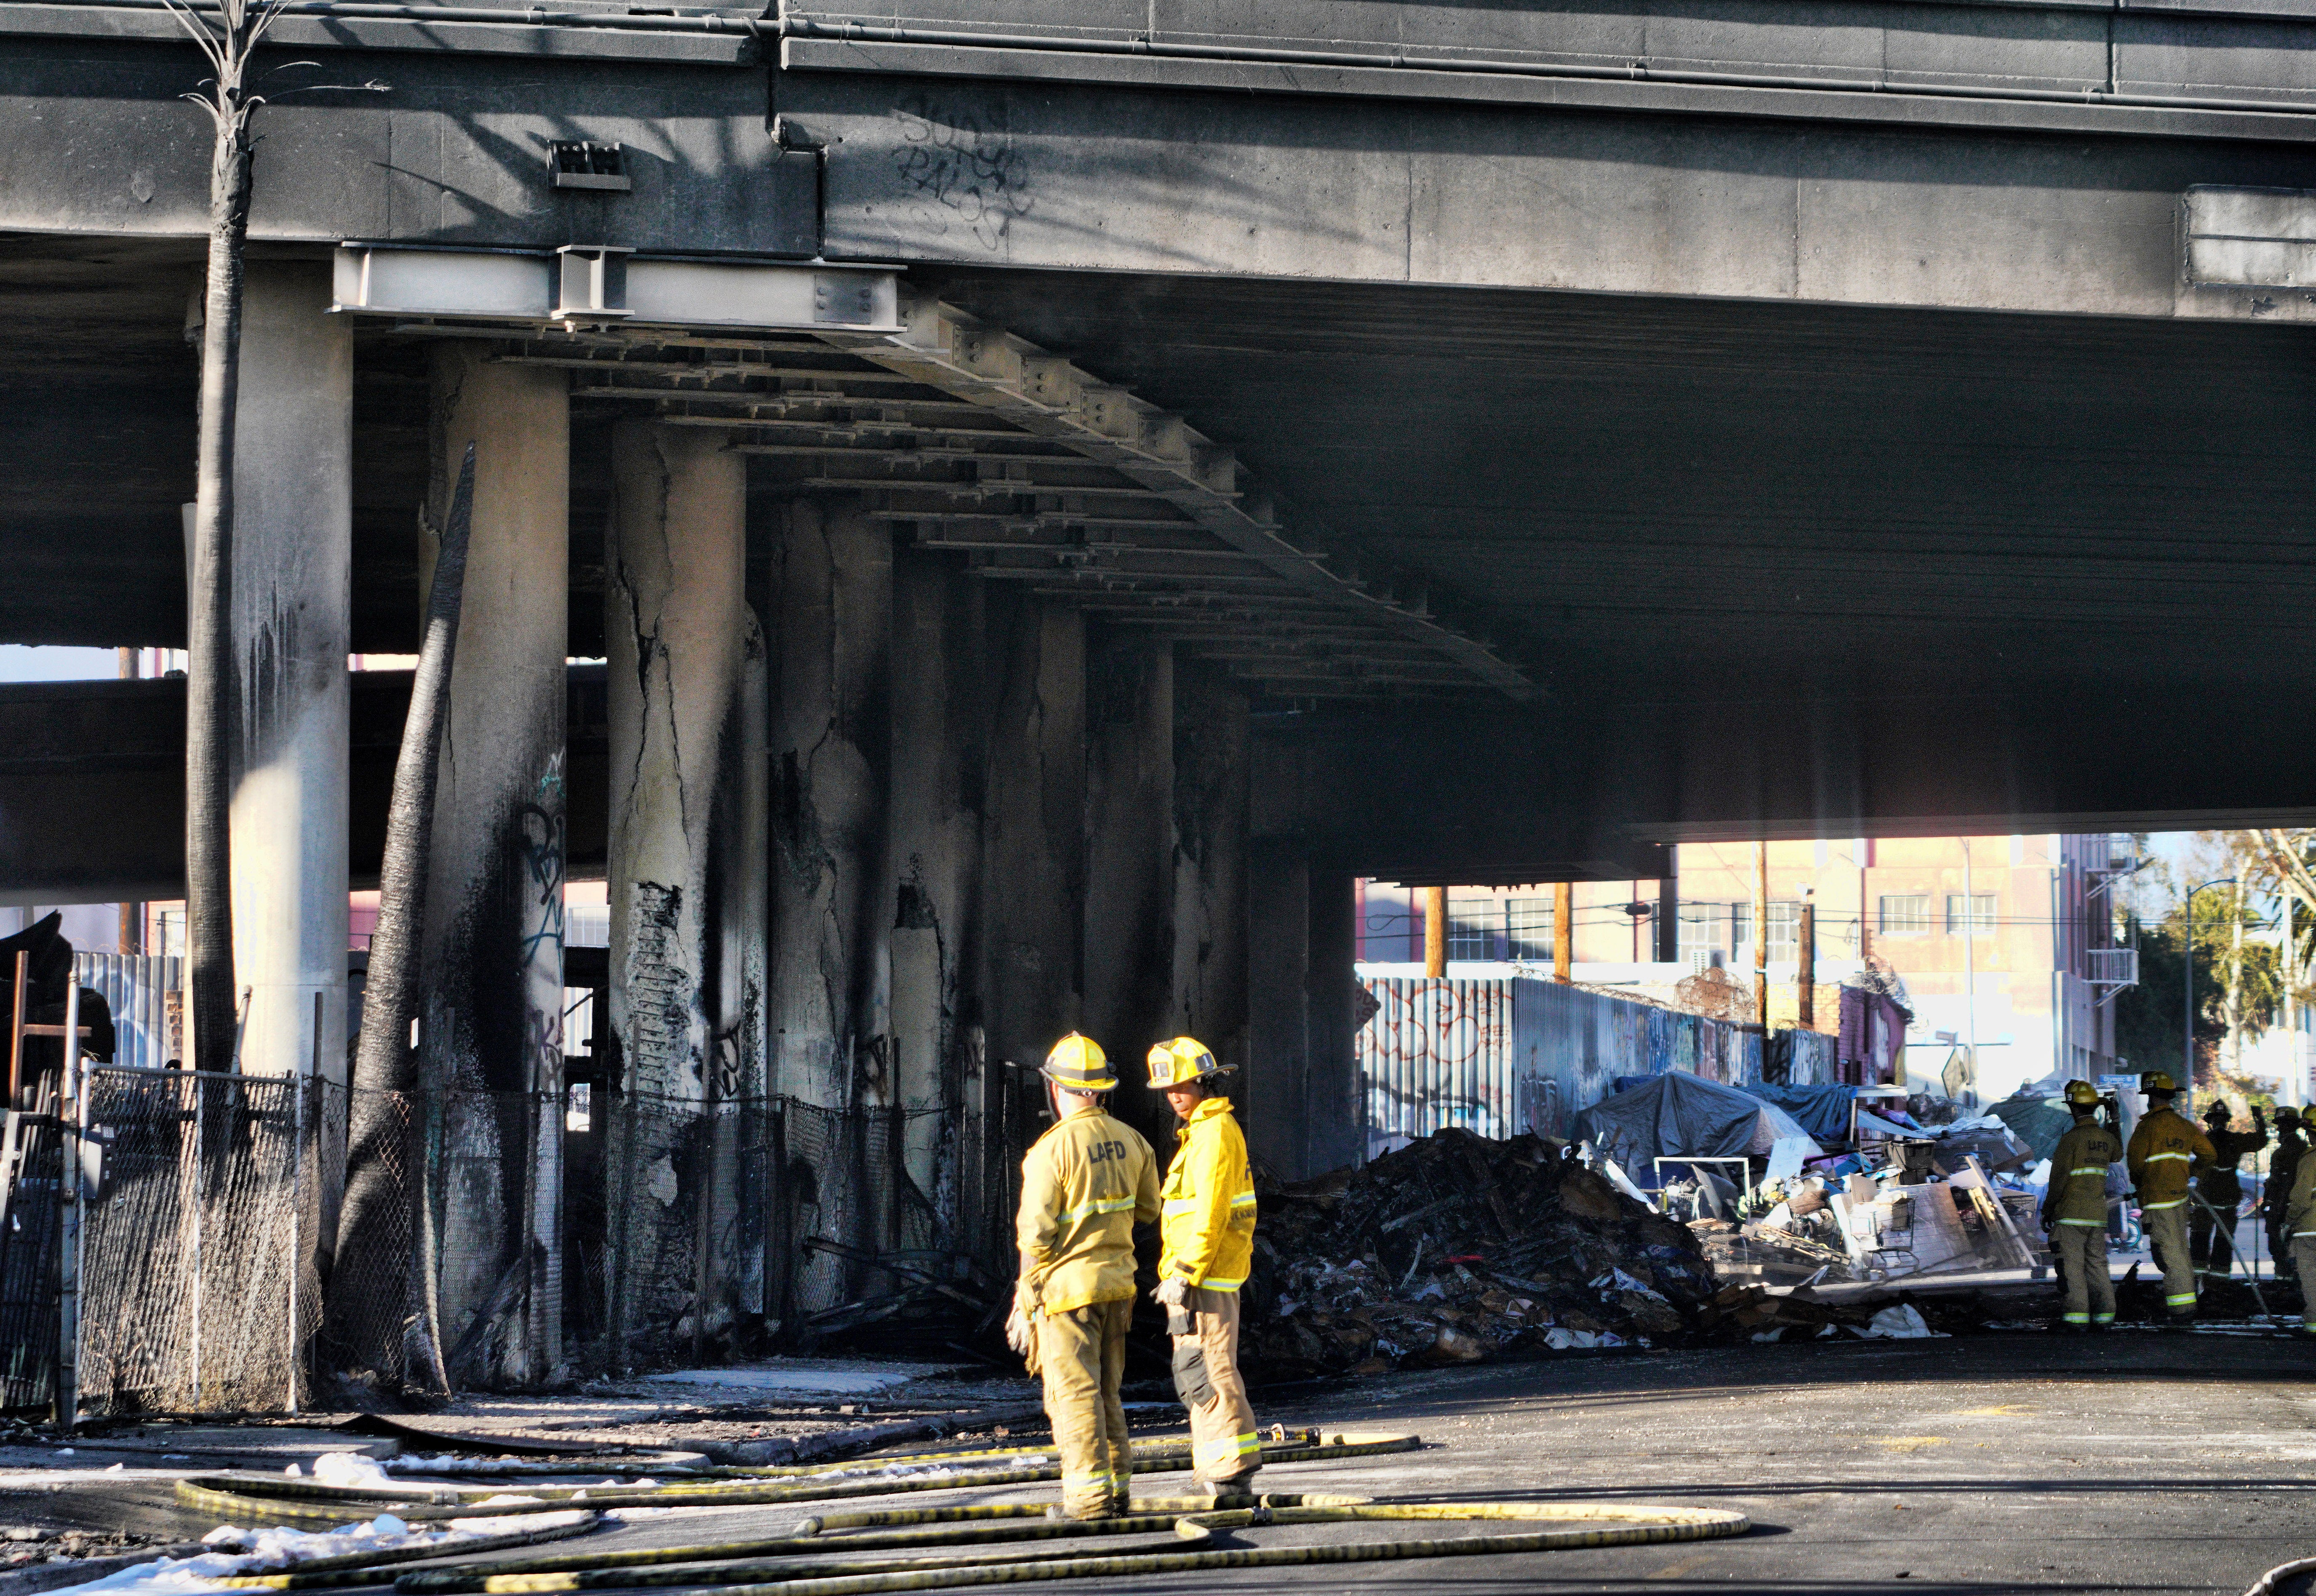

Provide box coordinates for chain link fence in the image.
[24,1075,983,1410]
[77,1068,322,1416]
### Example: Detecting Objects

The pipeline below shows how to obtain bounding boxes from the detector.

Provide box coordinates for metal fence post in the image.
[54,991,82,1434]
[289,995,316,1415]
[188,1073,203,1412]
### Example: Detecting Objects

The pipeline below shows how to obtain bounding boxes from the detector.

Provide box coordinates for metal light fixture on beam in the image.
[331,243,900,333]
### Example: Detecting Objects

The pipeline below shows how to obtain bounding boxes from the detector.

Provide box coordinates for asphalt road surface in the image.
[3,1332,2311,1596]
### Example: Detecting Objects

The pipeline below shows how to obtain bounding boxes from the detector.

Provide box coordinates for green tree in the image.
[2112,903,2278,1088]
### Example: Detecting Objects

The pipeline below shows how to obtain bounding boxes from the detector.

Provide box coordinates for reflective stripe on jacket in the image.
[1158,1095,1257,1292]
[2043,1120,2121,1227]
[1017,1102,1159,1315]
[2127,1107,2215,1211]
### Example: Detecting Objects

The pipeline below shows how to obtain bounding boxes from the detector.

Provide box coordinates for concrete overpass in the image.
[3,0,2314,1378]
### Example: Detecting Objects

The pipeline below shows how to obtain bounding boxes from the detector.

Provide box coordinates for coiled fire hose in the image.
[177,1430,1750,1594]
[175,1434,1416,1527]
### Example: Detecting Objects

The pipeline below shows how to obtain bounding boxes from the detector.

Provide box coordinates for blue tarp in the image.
[1746,1083,1858,1143]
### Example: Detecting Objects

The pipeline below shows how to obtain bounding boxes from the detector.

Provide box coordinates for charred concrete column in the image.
[603,420,751,1365]
[1245,839,1309,1178]
[977,589,1085,1256]
[414,344,569,1388]
[1305,868,1359,1175]
[770,496,890,1307]
[1082,628,1174,1150]
[704,614,770,1335]
[1171,662,1249,1071]
[887,548,983,1250]
[227,262,349,1086]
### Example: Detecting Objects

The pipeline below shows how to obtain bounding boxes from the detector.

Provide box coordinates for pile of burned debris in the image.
[1239,1128,1720,1377]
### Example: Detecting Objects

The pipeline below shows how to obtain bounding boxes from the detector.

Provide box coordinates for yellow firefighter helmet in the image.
[1145,1036,1235,1090]
[1041,1033,1116,1092]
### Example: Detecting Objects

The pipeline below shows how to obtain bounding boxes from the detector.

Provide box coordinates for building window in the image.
[1447,897,1497,962]
[1732,902,1801,961]
[1766,901,1801,961]
[1878,894,1930,936]
[1506,898,1554,961]
[1678,902,1724,969]
[1945,894,1995,934]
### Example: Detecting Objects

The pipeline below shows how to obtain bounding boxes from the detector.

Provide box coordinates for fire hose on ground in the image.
[174,1430,1751,1595]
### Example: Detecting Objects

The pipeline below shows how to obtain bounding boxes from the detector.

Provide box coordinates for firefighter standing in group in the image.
[2282,1130,2316,1336]
[2126,1072,2215,1321]
[2191,1099,2268,1281]
[1007,1033,1160,1520]
[2039,1080,2121,1330]
[1146,1036,1263,1497]
[2267,1106,2306,1281]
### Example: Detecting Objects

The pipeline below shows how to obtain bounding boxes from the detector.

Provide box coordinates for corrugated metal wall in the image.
[1361,977,1518,1147]
[1358,977,1833,1158]
[72,953,181,1069]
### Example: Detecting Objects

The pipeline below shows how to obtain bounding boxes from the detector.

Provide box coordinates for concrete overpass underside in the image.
[5,0,2316,1380]
[8,242,2316,878]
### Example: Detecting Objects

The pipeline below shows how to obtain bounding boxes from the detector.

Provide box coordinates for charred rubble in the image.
[1238,1128,1720,1376]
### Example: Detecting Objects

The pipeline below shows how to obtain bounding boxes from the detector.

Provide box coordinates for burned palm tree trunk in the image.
[329,447,475,1395]
[170,0,276,1073]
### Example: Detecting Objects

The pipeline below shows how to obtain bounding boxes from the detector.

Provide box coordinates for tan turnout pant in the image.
[2142,1203,2199,1316]
[2050,1223,2114,1326]
[2293,1237,2316,1329]
[1036,1298,1132,1518]
[1172,1286,1261,1486]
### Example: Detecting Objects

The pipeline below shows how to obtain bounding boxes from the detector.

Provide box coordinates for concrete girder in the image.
[817,300,1536,699]
[416,344,571,1389]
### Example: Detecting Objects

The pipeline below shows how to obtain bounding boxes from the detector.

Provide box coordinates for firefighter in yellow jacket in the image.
[1008,1034,1160,1520]
[2126,1073,2215,1322]
[2039,1081,2121,1329]
[1145,1036,1262,1496]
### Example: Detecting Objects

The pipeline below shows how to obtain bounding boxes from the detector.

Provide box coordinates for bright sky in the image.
[0,645,123,681]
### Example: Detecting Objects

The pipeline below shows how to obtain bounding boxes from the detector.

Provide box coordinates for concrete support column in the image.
[227,262,350,1087]
[1245,839,1309,1179]
[887,548,983,1251]
[978,590,1084,1257]
[769,496,890,1309]
[414,344,570,1387]
[603,421,750,1364]
[1170,662,1249,1070]
[1082,629,1175,1150]
[1306,867,1359,1174]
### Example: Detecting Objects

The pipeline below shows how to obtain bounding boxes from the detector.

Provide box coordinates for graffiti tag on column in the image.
[517,800,566,968]
[518,798,566,1088]
[893,95,1032,252]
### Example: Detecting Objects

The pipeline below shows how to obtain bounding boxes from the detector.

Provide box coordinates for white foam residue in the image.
[310,1454,392,1489]
[52,1508,592,1596]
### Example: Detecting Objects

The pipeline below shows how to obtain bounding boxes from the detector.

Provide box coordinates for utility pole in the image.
[1798,886,1815,1029]
[1554,881,1573,985]
[1753,840,1769,1026]
[1962,837,1977,1083]
[1422,885,1446,978]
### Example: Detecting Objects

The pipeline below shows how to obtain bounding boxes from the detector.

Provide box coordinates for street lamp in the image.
[2182,875,2237,1113]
